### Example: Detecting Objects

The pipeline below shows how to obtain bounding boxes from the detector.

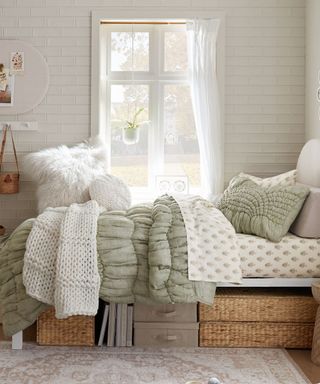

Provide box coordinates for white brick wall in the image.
[306,0,320,140]
[0,0,305,231]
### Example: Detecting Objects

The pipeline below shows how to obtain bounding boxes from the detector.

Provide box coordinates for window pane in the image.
[111,32,149,71]
[164,31,188,72]
[163,84,200,188]
[110,84,149,187]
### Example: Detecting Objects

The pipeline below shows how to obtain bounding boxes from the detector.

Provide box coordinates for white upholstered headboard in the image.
[296,139,320,187]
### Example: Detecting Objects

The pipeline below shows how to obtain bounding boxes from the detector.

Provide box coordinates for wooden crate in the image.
[199,288,317,348]
[37,307,95,346]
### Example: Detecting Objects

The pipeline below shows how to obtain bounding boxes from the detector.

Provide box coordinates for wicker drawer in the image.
[134,322,199,347]
[134,303,197,323]
[200,288,317,323]
[200,321,314,348]
[37,307,95,346]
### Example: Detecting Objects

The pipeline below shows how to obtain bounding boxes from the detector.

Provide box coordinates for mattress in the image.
[237,233,320,278]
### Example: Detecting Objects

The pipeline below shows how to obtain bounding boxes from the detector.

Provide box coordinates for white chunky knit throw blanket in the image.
[23,201,101,319]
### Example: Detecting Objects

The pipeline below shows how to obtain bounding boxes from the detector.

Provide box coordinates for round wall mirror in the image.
[0,40,49,115]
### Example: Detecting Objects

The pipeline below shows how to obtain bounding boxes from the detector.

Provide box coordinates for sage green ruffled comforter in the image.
[0,195,215,336]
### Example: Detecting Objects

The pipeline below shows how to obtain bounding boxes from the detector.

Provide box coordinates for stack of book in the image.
[98,303,133,347]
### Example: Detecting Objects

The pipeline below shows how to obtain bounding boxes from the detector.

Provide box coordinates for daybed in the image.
[4,138,320,349]
[221,138,320,289]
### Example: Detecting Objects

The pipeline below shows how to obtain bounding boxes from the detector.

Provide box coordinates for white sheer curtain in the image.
[187,19,223,200]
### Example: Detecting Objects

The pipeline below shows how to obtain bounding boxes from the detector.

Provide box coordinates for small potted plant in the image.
[122,107,147,145]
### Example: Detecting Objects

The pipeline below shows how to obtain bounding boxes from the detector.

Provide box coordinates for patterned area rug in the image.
[0,343,310,384]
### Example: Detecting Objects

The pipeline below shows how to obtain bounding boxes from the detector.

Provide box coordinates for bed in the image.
[221,138,320,289]
[9,139,320,348]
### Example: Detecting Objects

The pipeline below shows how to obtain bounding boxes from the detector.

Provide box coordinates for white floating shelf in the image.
[0,121,38,131]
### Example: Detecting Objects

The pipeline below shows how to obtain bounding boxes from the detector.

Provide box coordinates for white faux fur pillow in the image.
[24,140,108,213]
[89,175,131,211]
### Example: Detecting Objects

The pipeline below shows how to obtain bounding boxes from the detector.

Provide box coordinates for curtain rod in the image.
[100,21,186,25]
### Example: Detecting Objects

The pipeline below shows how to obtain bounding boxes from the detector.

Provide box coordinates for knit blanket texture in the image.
[23,201,101,319]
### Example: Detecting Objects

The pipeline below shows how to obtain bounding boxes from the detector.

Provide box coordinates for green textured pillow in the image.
[217,177,309,242]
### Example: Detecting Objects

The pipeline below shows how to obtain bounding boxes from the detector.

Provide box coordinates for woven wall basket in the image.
[0,125,19,194]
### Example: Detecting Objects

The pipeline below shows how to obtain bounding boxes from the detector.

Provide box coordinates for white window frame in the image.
[91,8,225,199]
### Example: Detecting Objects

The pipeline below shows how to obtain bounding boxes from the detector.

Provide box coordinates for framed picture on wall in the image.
[0,65,14,107]
[10,52,24,74]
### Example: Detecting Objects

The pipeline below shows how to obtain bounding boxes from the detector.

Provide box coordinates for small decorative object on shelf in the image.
[122,107,148,145]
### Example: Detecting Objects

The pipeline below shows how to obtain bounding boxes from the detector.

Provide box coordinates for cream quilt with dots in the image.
[175,195,242,283]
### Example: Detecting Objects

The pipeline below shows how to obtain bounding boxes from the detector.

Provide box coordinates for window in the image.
[101,23,200,200]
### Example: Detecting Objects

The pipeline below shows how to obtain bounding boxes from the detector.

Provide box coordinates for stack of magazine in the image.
[98,303,133,347]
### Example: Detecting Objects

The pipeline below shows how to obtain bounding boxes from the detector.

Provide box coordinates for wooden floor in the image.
[288,349,320,384]
[1,325,320,383]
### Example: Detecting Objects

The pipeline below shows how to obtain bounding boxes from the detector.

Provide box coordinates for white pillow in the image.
[238,169,297,188]
[89,175,131,211]
[24,140,108,213]
[291,185,320,238]
[296,139,320,187]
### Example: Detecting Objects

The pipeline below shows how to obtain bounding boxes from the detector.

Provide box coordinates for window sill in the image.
[130,187,202,205]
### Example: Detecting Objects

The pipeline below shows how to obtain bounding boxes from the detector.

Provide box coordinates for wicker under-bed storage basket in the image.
[37,307,95,346]
[199,288,318,348]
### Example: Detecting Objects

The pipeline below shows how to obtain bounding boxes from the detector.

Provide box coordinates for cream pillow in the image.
[290,186,320,238]
[24,140,108,213]
[296,139,320,187]
[238,169,296,188]
[89,175,131,211]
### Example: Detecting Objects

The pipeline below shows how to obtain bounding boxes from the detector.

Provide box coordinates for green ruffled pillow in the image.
[217,176,309,242]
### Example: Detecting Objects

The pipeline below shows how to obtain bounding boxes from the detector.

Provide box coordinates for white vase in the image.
[123,127,140,145]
